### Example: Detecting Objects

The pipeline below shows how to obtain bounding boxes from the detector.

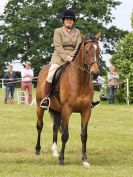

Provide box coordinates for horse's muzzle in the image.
[91,71,99,80]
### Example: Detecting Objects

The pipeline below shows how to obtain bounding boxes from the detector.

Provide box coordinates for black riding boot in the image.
[91,101,100,108]
[40,81,52,109]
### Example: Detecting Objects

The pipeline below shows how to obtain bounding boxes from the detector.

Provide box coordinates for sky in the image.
[0,0,8,14]
[111,0,132,31]
[0,0,133,69]
[104,0,133,66]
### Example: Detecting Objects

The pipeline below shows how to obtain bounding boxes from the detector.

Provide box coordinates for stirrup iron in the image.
[40,97,50,109]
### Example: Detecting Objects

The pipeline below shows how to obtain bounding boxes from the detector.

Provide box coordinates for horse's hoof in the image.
[83,161,91,168]
[35,150,40,155]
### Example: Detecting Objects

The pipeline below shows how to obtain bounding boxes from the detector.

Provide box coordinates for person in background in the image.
[107,65,119,104]
[21,61,34,104]
[4,64,17,104]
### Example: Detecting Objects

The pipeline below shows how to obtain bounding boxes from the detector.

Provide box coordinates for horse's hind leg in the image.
[35,104,44,155]
[81,109,91,167]
[50,109,61,157]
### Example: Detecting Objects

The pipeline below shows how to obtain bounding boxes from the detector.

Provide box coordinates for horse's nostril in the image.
[91,72,99,80]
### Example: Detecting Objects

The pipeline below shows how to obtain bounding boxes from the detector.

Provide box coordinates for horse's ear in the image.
[81,34,87,41]
[95,33,101,41]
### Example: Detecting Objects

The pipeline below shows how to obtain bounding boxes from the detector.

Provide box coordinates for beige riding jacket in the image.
[50,26,82,65]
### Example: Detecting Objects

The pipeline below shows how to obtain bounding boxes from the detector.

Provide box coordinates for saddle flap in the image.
[50,63,69,97]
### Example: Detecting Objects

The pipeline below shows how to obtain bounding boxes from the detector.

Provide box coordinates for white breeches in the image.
[47,64,60,83]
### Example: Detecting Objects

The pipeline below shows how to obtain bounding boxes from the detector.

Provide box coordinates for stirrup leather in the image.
[40,97,50,109]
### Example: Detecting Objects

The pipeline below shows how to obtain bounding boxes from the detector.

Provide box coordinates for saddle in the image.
[50,63,69,100]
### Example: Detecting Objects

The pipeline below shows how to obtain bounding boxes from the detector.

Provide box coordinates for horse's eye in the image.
[86,51,88,54]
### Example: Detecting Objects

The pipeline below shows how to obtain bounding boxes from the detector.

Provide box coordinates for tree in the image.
[131,10,133,29]
[0,40,8,77]
[0,0,128,76]
[111,11,133,103]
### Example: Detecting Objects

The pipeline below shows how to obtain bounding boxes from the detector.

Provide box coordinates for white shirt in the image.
[21,68,34,82]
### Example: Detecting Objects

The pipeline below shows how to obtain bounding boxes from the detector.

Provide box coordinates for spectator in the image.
[21,61,34,104]
[107,65,119,104]
[4,64,17,104]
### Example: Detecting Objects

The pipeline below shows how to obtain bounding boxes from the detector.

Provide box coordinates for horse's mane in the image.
[73,41,83,61]
[72,34,99,61]
[73,36,98,61]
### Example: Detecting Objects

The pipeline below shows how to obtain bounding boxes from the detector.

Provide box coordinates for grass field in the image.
[0,88,133,177]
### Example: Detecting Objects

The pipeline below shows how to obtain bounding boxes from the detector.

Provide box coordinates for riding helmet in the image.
[62,9,76,21]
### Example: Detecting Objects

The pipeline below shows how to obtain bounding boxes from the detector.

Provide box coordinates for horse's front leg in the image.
[35,105,44,155]
[80,108,91,167]
[59,106,72,165]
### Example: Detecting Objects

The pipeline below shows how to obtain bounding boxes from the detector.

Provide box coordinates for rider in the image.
[40,9,100,109]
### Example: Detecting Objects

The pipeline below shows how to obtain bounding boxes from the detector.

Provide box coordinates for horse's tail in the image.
[49,108,62,132]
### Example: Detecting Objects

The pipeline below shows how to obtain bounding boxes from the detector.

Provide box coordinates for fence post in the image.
[2,78,5,90]
[126,78,129,106]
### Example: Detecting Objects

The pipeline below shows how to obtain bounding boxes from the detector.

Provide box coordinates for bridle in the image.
[70,40,99,73]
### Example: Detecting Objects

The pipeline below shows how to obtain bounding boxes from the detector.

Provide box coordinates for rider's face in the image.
[64,18,74,29]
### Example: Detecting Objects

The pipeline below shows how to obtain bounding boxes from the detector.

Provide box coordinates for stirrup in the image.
[91,101,100,108]
[40,97,50,109]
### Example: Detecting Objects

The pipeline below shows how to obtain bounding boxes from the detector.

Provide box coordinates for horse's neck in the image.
[72,46,91,87]
[73,46,83,66]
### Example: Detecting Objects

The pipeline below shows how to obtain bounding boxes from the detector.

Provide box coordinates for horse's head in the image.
[83,35,100,80]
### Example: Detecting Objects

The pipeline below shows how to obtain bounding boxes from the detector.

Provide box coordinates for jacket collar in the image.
[61,26,75,43]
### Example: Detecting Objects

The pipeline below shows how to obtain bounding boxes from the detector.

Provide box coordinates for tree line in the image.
[0,0,132,103]
[111,11,133,103]
[0,0,127,76]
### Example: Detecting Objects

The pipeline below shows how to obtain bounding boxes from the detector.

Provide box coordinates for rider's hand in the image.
[66,55,73,62]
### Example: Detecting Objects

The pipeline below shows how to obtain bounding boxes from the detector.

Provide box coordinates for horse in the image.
[35,36,100,167]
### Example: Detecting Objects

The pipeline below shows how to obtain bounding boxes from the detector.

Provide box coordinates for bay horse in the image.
[35,36,100,167]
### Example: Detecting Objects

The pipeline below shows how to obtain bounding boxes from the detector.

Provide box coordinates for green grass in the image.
[0,88,133,177]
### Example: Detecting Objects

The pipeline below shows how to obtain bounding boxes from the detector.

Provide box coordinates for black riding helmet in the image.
[62,9,76,21]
